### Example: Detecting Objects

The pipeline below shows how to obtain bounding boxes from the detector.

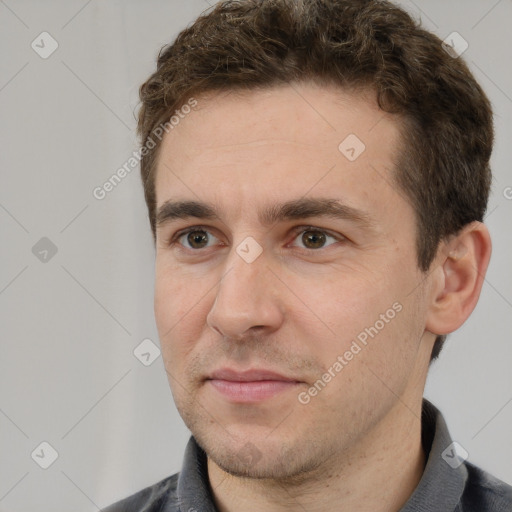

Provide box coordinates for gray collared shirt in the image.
[102,400,512,511]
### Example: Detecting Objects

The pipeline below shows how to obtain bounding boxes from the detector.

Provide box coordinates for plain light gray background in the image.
[0,1,511,510]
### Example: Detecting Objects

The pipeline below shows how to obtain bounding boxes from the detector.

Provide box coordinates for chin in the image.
[194,426,327,481]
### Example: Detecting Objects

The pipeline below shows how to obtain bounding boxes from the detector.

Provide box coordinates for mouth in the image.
[205,368,302,403]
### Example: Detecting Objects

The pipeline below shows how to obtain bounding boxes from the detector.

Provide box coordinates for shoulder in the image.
[460,462,512,512]
[101,473,179,512]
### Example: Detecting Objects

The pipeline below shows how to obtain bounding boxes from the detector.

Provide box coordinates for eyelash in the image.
[168,225,345,252]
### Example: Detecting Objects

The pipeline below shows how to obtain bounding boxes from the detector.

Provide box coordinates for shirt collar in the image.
[174,399,467,512]
[400,399,468,511]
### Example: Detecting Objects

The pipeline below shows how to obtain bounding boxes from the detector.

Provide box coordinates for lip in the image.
[208,368,298,382]
[206,368,301,403]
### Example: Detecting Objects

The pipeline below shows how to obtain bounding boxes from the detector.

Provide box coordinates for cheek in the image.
[154,268,206,363]
[154,279,179,334]
[315,276,387,332]
[300,269,415,368]
[154,261,199,324]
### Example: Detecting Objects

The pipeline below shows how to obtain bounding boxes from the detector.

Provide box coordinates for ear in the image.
[425,221,492,336]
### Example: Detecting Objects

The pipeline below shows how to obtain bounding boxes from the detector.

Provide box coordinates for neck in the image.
[208,397,426,512]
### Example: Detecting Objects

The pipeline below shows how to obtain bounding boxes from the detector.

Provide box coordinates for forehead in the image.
[154,83,405,218]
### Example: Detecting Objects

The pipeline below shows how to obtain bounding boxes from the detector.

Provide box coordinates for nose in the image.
[206,247,284,339]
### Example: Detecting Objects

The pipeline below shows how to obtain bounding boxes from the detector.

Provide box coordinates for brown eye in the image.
[186,230,210,249]
[289,228,341,251]
[301,230,327,249]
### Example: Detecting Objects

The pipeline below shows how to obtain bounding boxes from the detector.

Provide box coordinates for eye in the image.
[176,228,221,250]
[169,226,344,252]
[289,228,341,250]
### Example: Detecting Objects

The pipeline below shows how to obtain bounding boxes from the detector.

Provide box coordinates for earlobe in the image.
[425,222,492,336]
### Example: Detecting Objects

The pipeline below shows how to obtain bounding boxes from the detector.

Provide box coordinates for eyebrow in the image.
[156,197,375,230]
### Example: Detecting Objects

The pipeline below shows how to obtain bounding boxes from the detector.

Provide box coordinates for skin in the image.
[153,82,491,512]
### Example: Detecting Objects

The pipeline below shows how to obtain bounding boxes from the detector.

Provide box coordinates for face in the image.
[153,82,434,479]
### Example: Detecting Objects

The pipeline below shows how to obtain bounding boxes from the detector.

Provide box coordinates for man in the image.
[103,0,512,510]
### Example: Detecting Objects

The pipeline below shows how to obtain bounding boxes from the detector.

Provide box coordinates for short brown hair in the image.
[137,0,494,361]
